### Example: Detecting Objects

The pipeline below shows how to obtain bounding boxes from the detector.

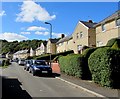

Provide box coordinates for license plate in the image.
[42,71,48,73]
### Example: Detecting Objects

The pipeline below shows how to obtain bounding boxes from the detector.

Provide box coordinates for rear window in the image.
[35,61,46,65]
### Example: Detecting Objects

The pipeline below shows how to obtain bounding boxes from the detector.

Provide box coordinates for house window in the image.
[116,18,120,26]
[77,45,82,51]
[101,24,105,32]
[80,32,83,38]
[76,33,79,39]
[97,41,103,47]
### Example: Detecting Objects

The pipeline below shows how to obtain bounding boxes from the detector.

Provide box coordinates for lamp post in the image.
[45,22,52,67]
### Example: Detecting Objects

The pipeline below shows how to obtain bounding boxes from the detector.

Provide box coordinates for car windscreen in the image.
[34,61,46,65]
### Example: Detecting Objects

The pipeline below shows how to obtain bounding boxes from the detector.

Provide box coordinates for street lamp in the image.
[45,22,52,67]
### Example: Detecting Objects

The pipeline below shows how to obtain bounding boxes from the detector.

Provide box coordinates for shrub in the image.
[111,41,120,50]
[59,54,84,78]
[36,50,74,61]
[4,59,10,66]
[106,38,120,48]
[88,47,120,88]
[1,60,5,66]
[81,47,97,79]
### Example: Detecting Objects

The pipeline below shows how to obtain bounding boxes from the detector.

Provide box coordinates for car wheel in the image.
[29,68,31,73]
[24,67,26,70]
[26,67,29,71]
[48,70,52,75]
[32,70,36,76]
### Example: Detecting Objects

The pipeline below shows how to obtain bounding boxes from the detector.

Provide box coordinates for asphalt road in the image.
[2,62,96,98]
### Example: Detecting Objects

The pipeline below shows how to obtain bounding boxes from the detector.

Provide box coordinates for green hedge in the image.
[59,54,84,78]
[106,38,120,48]
[81,47,97,79]
[1,59,10,67]
[35,50,74,61]
[88,47,120,88]
[111,40,120,50]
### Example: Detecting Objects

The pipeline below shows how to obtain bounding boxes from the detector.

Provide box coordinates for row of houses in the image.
[11,10,120,59]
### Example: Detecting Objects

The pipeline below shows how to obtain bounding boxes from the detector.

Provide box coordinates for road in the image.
[2,62,96,98]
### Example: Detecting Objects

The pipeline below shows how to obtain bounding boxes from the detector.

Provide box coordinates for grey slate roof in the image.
[80,21,97,28]
[14,49,29,55]
[94,10,120,27]
[56,35,72,44]
[49,39,60,43]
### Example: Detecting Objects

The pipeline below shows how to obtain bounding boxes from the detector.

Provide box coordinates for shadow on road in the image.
[2,76,32,99]
[35,73,61,78]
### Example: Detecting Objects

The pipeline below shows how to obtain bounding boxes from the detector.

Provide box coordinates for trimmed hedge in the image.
[0,59,10,67]
[35,50,74,61]
[81,47,97,79]
[59,54,84,78]
[106,38,120,48]
[111,41,120,50]
[88,47,120,88]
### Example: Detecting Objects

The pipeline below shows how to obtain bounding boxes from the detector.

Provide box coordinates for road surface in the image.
[2,62,96,98]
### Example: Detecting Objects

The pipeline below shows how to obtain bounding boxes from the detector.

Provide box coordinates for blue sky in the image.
[0,1,119,42]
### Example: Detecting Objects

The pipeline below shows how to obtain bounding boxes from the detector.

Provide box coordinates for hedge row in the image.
[0,59,10,67]
[106,38,120,48]
[34,50,74,61]
[58,54,83,78]
[88,47,120,88]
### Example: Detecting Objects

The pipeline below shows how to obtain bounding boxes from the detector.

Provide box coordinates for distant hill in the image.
[0,39,46,54]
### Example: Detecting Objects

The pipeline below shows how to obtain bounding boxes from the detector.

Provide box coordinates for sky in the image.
[0,1,119,42]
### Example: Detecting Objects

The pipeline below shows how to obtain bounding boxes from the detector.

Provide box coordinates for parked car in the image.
[18,59,25,65]
[24,60,31,71]
[29,60,52,76]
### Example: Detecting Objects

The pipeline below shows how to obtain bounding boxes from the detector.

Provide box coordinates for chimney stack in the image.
[88,20,93,23]
[61,34,65,38]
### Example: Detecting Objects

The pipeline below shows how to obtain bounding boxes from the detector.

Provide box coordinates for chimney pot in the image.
[88,20,93,23]
[61,34,65,38]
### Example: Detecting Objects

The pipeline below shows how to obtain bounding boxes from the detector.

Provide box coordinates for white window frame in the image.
[116,18,120,27]
[101,24,105,32]
[80,31,83,38]
[76,33,79,39]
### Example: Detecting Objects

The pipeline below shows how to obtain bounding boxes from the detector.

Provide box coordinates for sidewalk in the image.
[51,63,120,98]
[59,73,120,98]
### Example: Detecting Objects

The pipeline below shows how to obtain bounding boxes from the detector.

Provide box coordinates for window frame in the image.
[101,24,106,32]
[116,18,120,27]
[80,31,83,38]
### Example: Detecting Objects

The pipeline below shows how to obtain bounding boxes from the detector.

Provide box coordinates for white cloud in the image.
[35,31,49,36]
[21,32,31,34]
[0,10,6,17]
[27,26,48,31]
[16,1,56,22]
[52,32,67,38]
[0,32,28,42]
[35,31,67,38]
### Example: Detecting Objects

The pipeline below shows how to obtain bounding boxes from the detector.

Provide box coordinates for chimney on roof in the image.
[61,34,65,38]
[88,20,93,23]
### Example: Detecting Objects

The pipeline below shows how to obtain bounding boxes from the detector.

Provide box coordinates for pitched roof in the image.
[14,49,29,55]
[49,38,60,43]
[94,10,120,27]
[56,35,72,44]
[80,20,97,28]
[43,41,47,46]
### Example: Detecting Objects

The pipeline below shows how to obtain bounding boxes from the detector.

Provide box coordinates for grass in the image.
[0,65,9,69]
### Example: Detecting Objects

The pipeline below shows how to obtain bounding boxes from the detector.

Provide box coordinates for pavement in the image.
[51,63,120,98]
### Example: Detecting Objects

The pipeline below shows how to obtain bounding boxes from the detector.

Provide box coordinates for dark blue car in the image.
[29,60,52,76]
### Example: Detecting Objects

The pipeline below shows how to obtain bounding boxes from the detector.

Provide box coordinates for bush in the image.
[106,38,117,47]
[88,47,120,88]
[81,47,97,79]
[59,54,84,78]
[111,41,120,50]
[4,59,10,66]
[35,50,74,61]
